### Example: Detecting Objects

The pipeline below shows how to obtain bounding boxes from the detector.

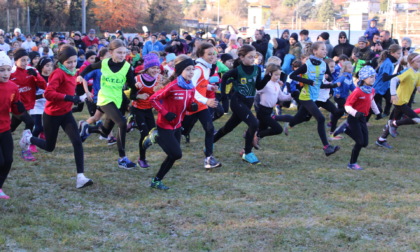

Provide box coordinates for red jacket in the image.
[44,68,77,116]
[150,79,196,130]
[0,80,21,133]
[82,36,99,48]
[345,87,376,116]
[10,67,47,111]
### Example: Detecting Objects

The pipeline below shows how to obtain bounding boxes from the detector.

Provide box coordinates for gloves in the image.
[14,101,26,113]
[64,95,81,105]
[309,80,315,86]
[164,112,177,122]
[355,112,364,118]
[190,102,198,112]
[209,76,220,84]
[27,68,38,77]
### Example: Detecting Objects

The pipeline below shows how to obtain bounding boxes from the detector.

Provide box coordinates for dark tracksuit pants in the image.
[346,115,369,164]
[0,131,14,188]
[182,109,215,157]
[155,127,182,181]
[131,107,155,161]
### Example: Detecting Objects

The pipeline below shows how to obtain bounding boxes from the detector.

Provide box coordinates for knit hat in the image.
[85,50,96,60]
[143,53,160,70]
[319,32,330,41]
[339,31,347,39]
[14,28,21,34]
[58,45,77,64]
[89,29,96,34]
[220,53,233,63]
[175,58,194,76]
[166,53,176,63]
[358,65,376,80]
[36,56,52,73]
[78,49,85,57]
[290,33,299,41]
[13,48,29,61]
[358,36,368,43]
[0,51,12,67]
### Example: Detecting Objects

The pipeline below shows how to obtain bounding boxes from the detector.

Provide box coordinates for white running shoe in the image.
[76,174,93,189]
[19,129,32,149]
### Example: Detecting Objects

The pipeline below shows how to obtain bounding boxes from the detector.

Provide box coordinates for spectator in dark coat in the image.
[252,30,269,63]
[332,31,354,61]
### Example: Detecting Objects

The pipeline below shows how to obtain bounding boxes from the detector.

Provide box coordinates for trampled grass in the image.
[1,101,419,251]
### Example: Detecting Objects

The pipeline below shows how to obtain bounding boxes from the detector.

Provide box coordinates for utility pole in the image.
[82,0,86,33]
[27,3,30,34]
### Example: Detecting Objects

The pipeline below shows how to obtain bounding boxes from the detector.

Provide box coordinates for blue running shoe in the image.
[333,120,348,137]
[79,120,90,142]
[151,178,169,190]
[242,152,260,164]
[347,163,363,170]
[118,156,137,169]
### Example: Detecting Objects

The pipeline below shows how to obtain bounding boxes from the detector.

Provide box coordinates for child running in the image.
[254,63,291,149]
[0,52,24,199]
[131,53,163,168]
[215,44,270,164]
[376,53,420,148]
[181,42,221,169]
[342,66,380,170]
[287,41,340,156]
[19,45,93,188]
[10,48,47,161]
[78,39,137,169]
[145,55,198,190]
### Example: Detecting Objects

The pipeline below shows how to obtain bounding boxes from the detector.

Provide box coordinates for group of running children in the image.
[0,36,419,197]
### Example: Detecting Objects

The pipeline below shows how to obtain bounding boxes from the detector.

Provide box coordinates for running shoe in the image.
[323,145,340,156]
[242,152,260,164]
[142,128,158,150]
[138,159,150,168]
[283,123,290,136]
[329,133,343,141]
[0,189,10,199]
[107,136,117,146]
[118,156,137,169]
[21,150,36,161]
[126,114,136,132]
[333,120,348,137]
[375,140,393,149]
[79,120,90,142]
[151,178,169,190]
[413,117,420,124]
[347,163,363,170]
[184,133,190,143]
[204,156,222,169]
[29,144,38,153]
[19,129,32,149]
[76,175,93,189]
[388,120,398,138]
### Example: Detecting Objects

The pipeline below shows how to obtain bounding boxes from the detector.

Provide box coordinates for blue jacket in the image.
[364,19,379,41]
[333,72,356,99]
[373,57,395,95]
[83,69,102,103]
[142,40,164,56]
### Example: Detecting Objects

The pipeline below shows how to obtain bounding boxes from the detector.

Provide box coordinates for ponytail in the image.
[162,72,177,86]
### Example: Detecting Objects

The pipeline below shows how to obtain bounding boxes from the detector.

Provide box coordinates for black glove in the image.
[64,95,81,105]
[309,80,315,86]
[164,112,177,122]
[14,101,26,113]
[355,112,364,118]
[375,114,383,120]
[190,102,198,112]
[27,68,38,77]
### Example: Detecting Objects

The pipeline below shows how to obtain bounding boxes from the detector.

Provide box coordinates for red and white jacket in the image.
[10,66,47,111]
[150,79,196,130]
[132,74,162,110]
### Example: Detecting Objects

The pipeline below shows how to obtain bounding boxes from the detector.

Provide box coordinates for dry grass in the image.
[1,101,419,251]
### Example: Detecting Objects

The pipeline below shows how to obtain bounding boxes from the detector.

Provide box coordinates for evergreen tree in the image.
[317,0,335,22]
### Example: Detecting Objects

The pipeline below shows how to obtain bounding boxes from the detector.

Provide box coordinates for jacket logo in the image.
[240,78,247,85]
[359,96,366,99]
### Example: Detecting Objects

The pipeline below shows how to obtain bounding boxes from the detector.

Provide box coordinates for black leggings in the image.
[131,107,155,160]
[10,111,34,132]
[90,102,127,157]
[374,89,392,115]
[316,99,342,132]
[392,104,419,126]
[289,99,329,146]
[213,93,258,154]
[31,114,43,137]
[257,105,283,138]
[31,112,84,173]
[182,109,215,157]
[155,127,182,181]
[0,131,14,188]
[346,115,369,164]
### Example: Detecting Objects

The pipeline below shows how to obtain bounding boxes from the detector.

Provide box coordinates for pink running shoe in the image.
[29,144,38,153]
[21,150,36,162]
[0,189,10,199]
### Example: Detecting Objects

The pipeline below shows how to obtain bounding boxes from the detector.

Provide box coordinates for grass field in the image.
[1,102,419,251]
